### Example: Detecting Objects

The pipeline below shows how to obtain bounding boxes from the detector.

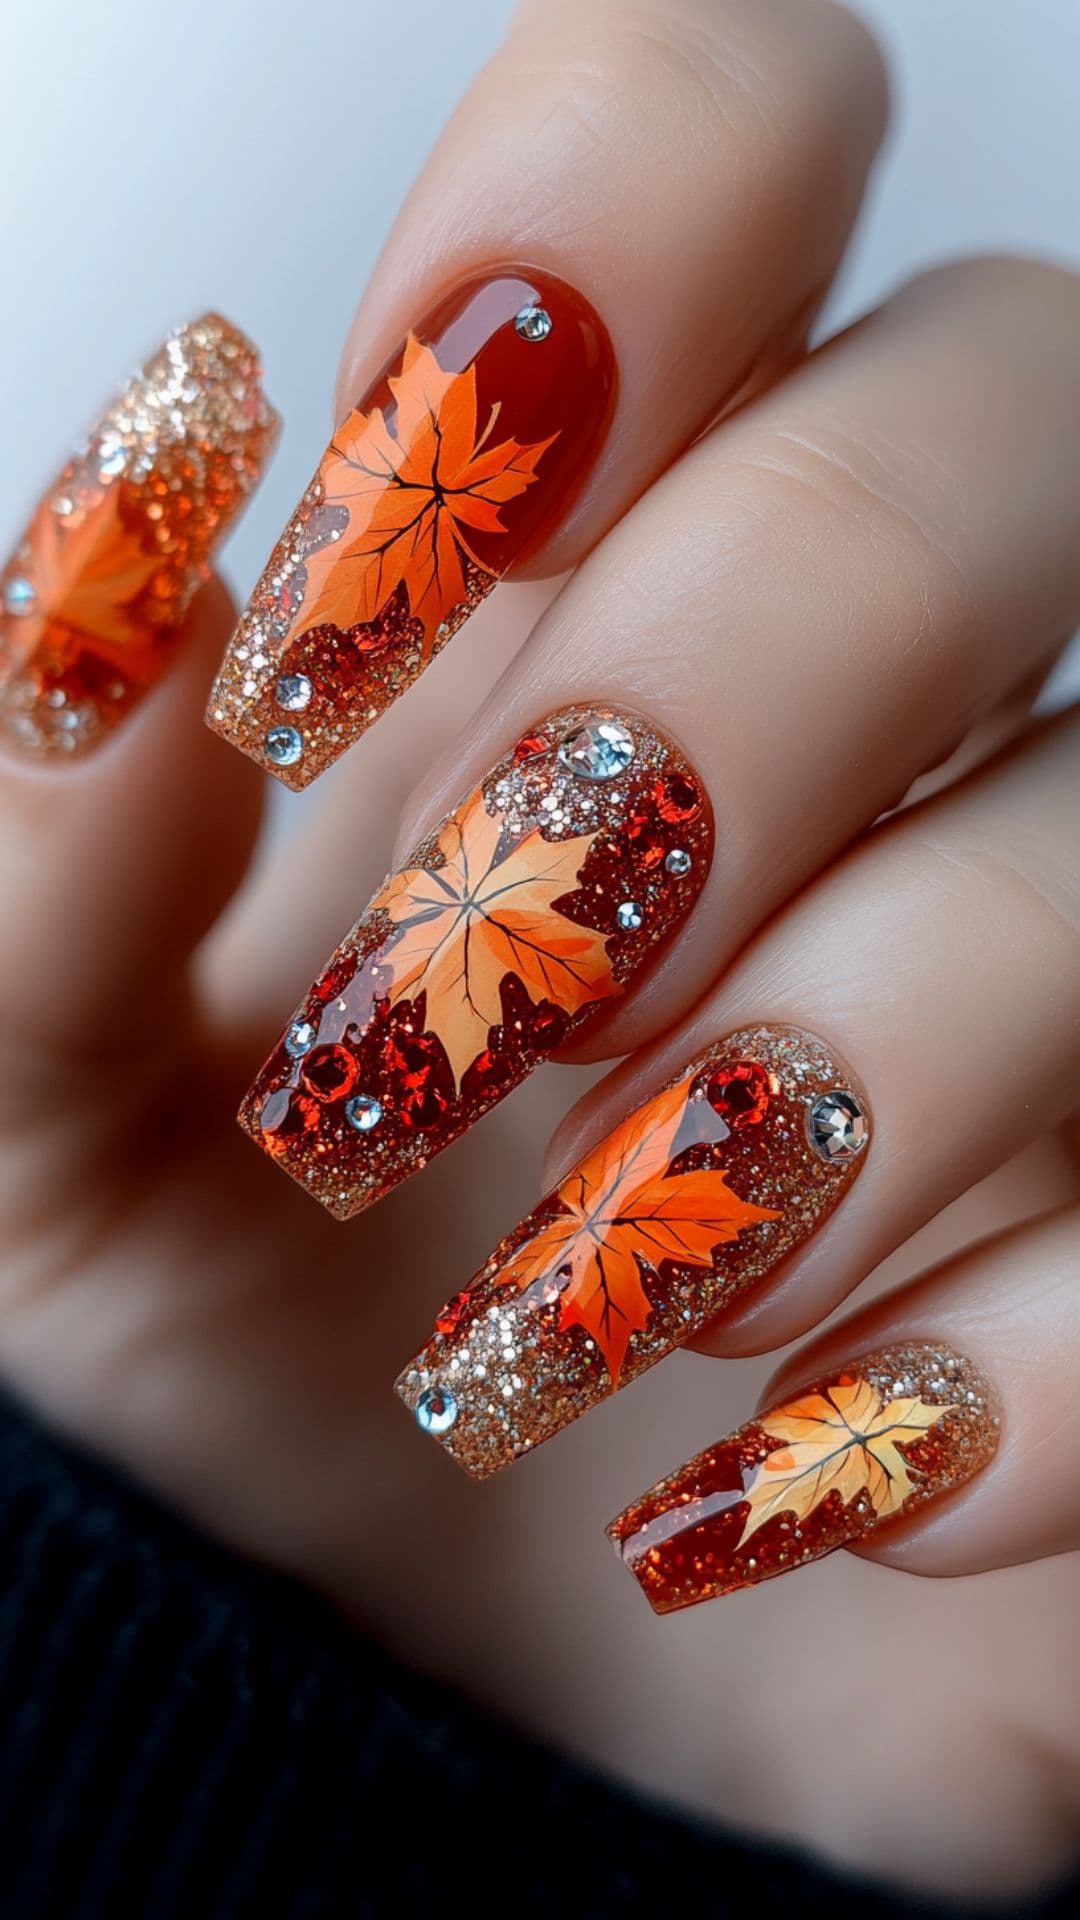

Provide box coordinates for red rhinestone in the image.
[435,1288,474,1337]
[513,731,552,763]
[653,773,701,824]
[299,1044,359,1102]
[706,1060,773,1129]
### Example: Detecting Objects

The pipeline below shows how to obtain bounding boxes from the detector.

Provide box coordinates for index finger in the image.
[208,0,887,787]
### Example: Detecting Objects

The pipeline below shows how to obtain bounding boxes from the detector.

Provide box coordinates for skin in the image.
[2,0,1079,1900]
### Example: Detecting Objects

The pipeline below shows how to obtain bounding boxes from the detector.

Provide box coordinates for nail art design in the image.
[609,1343,1000,1611]
[208,270,615,787]
[396,1026,870,1475]
[239,707,708,1215]
[0,315,279,759]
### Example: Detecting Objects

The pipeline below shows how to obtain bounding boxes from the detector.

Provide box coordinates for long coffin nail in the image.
[208,270,616,788]
[609,1342,1000,1611]
[396,1026,872,1475]
[0,315,279,760]
[239,707,709,1214]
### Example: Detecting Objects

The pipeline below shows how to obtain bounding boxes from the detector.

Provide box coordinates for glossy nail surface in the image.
[0,315,279,759]
[208,269,616,787]
[240,707,709,1215]
[396,1026,870,1475]
[609,1342,1000,1612]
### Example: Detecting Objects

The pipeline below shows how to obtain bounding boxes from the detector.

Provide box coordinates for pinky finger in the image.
[609,1202,1078,1611]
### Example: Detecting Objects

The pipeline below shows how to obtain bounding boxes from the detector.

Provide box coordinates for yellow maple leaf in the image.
[737,1377,957,1548]
[497,1079,779,1383]
[370,788,617,1085]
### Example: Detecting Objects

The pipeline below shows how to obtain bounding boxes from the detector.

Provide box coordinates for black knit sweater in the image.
[0,1388,1075,1919]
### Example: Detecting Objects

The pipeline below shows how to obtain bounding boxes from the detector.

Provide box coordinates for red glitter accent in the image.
[314,955,358,1003]
[380,1008,455,1132]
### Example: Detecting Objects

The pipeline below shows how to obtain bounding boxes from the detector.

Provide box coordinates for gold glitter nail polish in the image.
[0,314,279,759]
[396,1025,871,1475]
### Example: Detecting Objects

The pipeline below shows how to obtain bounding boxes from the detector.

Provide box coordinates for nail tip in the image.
[208,269,615,786]
[0,307,277,762]
[606,1341,999,1610]
[238,704,709,1214]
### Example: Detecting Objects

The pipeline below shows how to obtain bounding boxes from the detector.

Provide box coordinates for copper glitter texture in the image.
[208,269,616,788]
[0,315,279,759]
[396,1026,870,1476]
[609,1343,1000,1611]
[239,708,710,1216]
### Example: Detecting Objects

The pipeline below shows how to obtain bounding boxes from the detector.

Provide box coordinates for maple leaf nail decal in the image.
[238,708,709,1216]
[496,1080,777,1385]
[208,271,616,787]
[0,315,279,759]
[609,1344,1000,1611]
[396,1026,871,1477]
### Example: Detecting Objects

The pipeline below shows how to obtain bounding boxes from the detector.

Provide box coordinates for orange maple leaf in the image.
[298,335,557,640]
[370,788,617,1085]
[737,1378,957,1548]
[21,485,161,668]
[496,1080,779,1383]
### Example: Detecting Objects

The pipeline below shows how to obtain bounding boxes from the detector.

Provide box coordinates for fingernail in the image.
[396,1026,870,1476]
[0,315,279,760]
[208,270,616,788]
[609,1342,1000,1611]
[239,707,709,1215]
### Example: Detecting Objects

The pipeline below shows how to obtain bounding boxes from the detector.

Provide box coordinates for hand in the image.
[2,0,1078,1901]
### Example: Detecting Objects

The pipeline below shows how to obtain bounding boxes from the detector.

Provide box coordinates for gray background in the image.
[3,0,1077,689]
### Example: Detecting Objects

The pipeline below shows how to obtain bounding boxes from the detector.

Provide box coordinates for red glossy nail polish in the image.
[208,269,616,788]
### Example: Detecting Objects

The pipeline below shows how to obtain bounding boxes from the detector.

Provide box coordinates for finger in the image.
[234,260,1080,1218]
[0,317,278,1062]
[395,709,1080,1474]
[609,1204,1077,1611]
[207,0,887,787]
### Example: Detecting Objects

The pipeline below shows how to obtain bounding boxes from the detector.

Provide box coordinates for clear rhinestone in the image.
[806,1090,868,1163]
[558,718,635,781]
[514,305,552,342]
[284,1019,317,1058]
[415,1386,458,1436]
[345,1094,382,1133]
[616,900,644,931]
[265,725,303,767]
[95,437,127,479]
[3,576,37,618]
[275,673,313,712]
[665,848,692,876]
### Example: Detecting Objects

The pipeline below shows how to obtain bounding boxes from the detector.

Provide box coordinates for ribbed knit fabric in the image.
[0,1390,1076,1920]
